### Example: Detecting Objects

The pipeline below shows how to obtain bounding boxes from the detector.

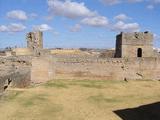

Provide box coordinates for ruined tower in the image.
[26,31,43,54]
[115,32,154,58]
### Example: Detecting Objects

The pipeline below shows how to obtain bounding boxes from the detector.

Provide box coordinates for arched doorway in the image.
[137,48,142,57]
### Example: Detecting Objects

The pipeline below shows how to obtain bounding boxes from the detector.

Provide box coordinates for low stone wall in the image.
[12,48,33,56]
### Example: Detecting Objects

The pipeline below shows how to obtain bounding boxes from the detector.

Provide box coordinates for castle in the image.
[26,31,155,58]
[25,31,160,82]
[0,31,160,92]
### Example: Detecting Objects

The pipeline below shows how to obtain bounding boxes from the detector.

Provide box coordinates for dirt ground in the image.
[0,79,160,120]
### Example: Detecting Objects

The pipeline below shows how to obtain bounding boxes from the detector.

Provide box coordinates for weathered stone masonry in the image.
[26,31,43,55]
[1,31,160,93]
[54,57,160,80]
[0,57,31,93]
[115,32,153,58]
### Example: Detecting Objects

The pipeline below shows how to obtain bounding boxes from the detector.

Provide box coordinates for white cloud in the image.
[0,25,8,32]
[154,33,160,40]
[47,0,97,19]
[146,0,160,10]
[47,0,111,29]
[7,10,28,20]
[70,24,81,32]
[33,24,52,31]
[127,0,143,3]
[7,10,38,20]
[101,0,121,5]
[0,23,26,32]
[8,23,26,32]
[112,21,140,32]
[114,14,131,21]
[81,16,109,27]
[153,0,160,3]
[147,5,154,9]
[100,0,159,10]
[101,0,144,5]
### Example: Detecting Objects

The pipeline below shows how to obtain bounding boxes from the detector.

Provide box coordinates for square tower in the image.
[115,32,154,58]
[26,31,43,51]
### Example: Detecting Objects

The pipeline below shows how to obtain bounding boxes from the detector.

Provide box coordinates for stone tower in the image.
[26,31,43,52]
[115,32,154,58]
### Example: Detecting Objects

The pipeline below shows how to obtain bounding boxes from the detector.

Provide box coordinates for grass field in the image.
[0,79,160,120]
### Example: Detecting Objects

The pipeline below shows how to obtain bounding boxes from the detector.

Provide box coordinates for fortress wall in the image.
[55,58,132,80]
[1,55,160,94]
[12,48,33,56]
[136,58,160,80]
[31,56,55,84]
[0,57,31,93]
[54,57,160,80]
[0,67,31,93]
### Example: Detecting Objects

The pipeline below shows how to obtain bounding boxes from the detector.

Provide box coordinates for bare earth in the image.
[0,79,160,120]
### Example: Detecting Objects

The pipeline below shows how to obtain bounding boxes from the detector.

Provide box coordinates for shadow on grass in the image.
[114,102,160,120]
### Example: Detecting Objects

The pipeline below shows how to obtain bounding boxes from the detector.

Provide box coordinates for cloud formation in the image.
[114,14,131,21]
[101,0,160,10]
[33,24,52,31]
[101,0,121,5]
[70,24,82,32]
[7,10,28,20]
[101,0,143,5]
[0,23,26,32]
[47,0,96,19]
[6,10,38,20]
[81,16,109,27]
[112,21,140,32]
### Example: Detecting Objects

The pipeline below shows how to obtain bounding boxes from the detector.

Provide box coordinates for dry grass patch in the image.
[0,79,159,120]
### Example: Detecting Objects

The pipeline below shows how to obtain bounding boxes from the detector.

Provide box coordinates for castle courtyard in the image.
[0,79,160,120]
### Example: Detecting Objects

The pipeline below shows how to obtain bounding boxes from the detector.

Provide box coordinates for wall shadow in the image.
[114,102,160,120]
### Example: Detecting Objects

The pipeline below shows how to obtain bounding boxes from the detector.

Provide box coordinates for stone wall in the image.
[31,56,55,84]
[0,57,31,93]
[1,54,160,94]
[12,48,33,56]
[54,56,160,81]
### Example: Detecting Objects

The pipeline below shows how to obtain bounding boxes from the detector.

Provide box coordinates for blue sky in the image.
[0,0,160,49]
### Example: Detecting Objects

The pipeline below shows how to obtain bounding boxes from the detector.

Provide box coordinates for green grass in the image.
[67,79,124,89]
[22,94,48,107]
[1,91,23,102]
[44,81,68,88]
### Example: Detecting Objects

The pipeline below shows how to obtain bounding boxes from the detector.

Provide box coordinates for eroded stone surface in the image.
[115,32,154,58]
[1,31,160,94]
